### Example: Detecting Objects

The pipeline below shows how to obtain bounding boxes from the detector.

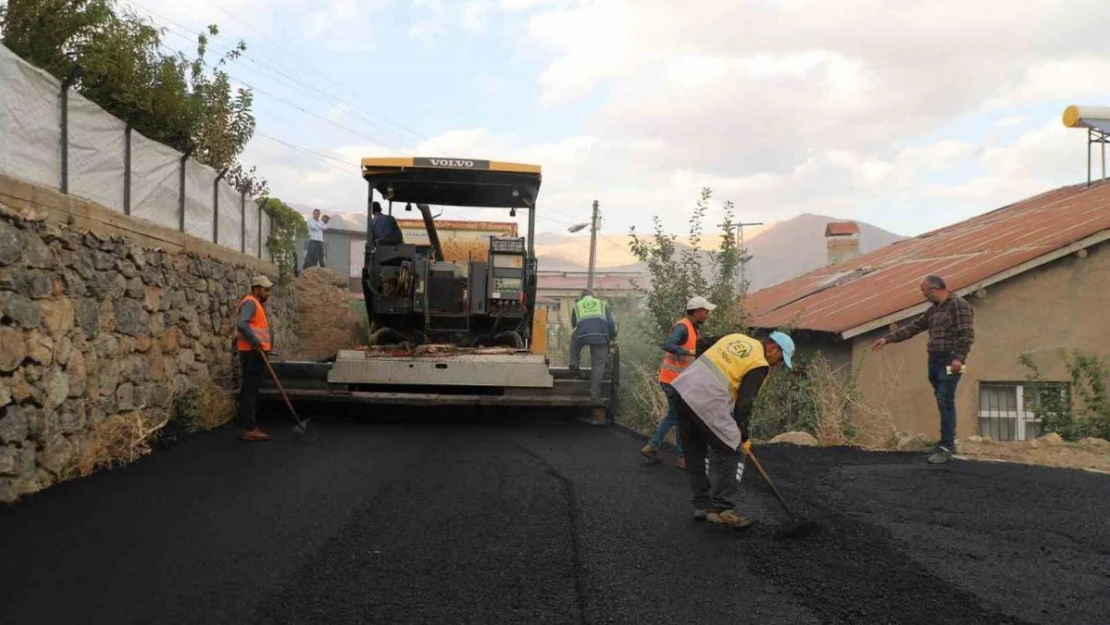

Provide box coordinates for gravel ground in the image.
[1,412,1107,625]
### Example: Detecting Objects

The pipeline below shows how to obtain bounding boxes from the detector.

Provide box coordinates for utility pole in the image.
[720,221,763,291]
[587,200,599,292]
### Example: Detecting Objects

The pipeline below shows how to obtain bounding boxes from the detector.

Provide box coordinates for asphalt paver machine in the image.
[260,157,619,421]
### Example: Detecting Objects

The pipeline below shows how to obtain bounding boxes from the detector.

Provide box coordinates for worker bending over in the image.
[642,296,716,469]
[569,290,618,402]
[671,331,794,529]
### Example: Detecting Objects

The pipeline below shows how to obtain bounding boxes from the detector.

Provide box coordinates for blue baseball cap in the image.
[769,331,795,369]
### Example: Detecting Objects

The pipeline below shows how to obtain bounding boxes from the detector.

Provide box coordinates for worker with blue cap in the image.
[669,330,795,529]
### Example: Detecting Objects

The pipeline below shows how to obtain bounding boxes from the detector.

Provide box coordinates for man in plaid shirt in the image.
[872,274,975,464]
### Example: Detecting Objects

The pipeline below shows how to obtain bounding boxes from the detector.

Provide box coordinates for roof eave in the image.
[839,227,1110,340]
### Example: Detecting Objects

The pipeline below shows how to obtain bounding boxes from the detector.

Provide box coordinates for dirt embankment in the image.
[292,268,362,361]
[955,434,1110,473]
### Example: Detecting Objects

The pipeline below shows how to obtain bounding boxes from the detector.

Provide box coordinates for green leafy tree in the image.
[628,187,748,337]
[260,197,307,285]
[1019,350,1110,440]
[618,187,750,432]
[0,0,265,194]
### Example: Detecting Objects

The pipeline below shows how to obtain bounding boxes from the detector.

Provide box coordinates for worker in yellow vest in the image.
[569,290,617,401]
[671,331,795,529]
[641,296,716,469]
[236,276,275,442]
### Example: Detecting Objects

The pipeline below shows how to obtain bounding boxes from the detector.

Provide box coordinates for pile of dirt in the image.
[956,434,1110,473]
[293,267,362,361]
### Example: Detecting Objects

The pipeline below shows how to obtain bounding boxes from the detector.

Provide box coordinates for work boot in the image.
[693,508,710,521]
[241,427,272,442]
[707,509,755,530]
[927,445,953,464]
[676,457,687,470]
[640,443,663,463]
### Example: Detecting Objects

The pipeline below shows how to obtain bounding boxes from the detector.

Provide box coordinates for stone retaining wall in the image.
[0,177,295,503]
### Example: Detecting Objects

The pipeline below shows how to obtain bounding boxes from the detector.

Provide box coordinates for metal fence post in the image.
[177,148,192,233]
[123,124,132,215]
[59,66,81,194]
[258,201,263,258]
[213,168,228,244]
[240,191,246,253]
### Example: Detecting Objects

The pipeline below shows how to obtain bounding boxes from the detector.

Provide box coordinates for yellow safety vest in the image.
[671,333,770,449]
[575,296,605,320]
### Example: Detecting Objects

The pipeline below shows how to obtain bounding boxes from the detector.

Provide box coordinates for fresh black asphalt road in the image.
[1,411,1108,625]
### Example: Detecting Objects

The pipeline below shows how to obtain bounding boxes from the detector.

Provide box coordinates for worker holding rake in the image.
[670,331,794,529]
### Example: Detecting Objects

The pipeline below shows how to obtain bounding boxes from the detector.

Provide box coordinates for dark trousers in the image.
[675,395,745,512]
[304,240,325,268]
[927,352,961,450]
[569,338,609,400]
[238,350,266,429]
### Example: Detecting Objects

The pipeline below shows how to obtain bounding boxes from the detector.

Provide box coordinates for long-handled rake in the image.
[745,447,820,540]
[258,350,317,440]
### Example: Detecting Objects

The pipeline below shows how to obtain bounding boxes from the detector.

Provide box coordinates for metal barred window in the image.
[978,382,1068,441]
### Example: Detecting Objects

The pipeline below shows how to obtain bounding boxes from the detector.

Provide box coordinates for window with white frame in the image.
[978,382,1068,441]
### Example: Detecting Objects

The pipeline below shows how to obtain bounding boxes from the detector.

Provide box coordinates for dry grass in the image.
[805,351,904,449]
[621,363,670,436]
[67,412,169,478]
[171,377,237,432]
[65,377,236,479]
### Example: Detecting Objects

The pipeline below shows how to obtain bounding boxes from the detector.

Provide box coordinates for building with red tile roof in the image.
[745,181,1110,444]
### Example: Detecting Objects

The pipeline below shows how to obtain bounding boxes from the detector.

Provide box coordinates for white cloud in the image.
[137,0,390,52]
[463,1,493,32]
[982,57,1110,110]
[194,0,1110,241]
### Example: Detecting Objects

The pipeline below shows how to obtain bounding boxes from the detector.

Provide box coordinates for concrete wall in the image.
[847,238,1110,442]
[0,173,297,503]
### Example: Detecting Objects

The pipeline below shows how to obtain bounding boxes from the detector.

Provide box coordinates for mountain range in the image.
[534,213,905,290]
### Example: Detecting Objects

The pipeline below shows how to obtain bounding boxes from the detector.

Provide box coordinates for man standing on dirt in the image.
[569,290,618,402]
[642,296,717,470]
[872,274,974,464]
[305,209,330,269]
[671,331,794,529]
[236,276,275,442]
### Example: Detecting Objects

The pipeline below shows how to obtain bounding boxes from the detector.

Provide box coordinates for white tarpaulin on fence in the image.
[0,43,269,259]
[0,45,62,188]
[68,91,126,212]
[244,199,261,257]
[261,211,272,262]
[218,183,242,251]
[130,132,182,231]
[183,160,216,242]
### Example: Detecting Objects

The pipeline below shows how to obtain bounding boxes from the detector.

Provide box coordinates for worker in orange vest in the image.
[236,275,275,442]
[641,296,716,469]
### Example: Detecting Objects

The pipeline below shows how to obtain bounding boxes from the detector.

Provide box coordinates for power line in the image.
[213,6,428,144]
[126,1,421,148]
[255,133,359,173]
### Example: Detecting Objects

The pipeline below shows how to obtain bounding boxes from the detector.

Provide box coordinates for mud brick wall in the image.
[0,175,296,503]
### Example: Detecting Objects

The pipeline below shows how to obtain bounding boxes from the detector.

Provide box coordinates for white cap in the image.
[251,275,274,288]
[686,296,716,311]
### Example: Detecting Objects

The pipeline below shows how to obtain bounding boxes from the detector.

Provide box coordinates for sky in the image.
[130,0,1110,239]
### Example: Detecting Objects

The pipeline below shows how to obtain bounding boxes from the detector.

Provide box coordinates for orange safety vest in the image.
[235,294,272,352]
[658,317,698,384]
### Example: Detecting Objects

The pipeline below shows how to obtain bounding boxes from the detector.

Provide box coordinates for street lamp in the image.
[567,200,600,291]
